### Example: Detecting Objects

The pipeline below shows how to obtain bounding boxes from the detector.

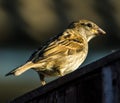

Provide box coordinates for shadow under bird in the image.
[5,19,106,85]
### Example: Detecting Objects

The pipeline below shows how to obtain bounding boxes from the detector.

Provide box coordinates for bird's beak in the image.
[97,28,106,35]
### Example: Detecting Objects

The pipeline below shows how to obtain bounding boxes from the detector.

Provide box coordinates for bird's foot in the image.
[41,80,46,86]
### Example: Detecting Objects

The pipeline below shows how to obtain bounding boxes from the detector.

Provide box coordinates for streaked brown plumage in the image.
[5,19,106,85]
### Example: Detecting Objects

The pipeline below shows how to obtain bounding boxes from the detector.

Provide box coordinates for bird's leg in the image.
[38,72,46,86]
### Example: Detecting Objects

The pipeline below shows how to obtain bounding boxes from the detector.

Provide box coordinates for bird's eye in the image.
[86,23,92,27]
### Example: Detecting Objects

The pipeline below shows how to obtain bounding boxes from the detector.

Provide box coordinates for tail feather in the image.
[5,70,15,76]
[5,61,35,76]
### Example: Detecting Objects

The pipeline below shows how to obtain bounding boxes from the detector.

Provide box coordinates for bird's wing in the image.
[44,38,84,57]
[28,33,63,62]
[29,32,84,63]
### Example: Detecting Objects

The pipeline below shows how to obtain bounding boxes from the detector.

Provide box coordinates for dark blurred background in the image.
[0,0,120,102]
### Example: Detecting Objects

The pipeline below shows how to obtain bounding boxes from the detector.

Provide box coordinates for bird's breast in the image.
[62,50,88,75]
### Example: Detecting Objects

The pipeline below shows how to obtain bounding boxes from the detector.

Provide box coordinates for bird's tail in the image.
[5,61,35,76]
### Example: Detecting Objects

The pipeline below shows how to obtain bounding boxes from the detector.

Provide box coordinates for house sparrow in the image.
[5,19,106,85]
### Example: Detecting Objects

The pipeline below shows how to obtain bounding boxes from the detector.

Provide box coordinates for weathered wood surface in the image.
[10,50,120,103]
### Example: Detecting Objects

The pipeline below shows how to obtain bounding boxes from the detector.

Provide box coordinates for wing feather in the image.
[43,38,84,58]
[28,31,84,63]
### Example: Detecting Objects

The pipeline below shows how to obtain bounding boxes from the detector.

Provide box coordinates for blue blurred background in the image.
[0,0,120,102]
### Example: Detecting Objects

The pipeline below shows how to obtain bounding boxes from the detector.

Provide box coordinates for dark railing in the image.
[10,50,120,103]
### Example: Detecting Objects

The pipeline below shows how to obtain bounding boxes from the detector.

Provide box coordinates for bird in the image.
[5,19,106,85]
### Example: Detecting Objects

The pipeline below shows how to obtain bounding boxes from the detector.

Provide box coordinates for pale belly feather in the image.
[62,51,88,75]
[39,50,88,76]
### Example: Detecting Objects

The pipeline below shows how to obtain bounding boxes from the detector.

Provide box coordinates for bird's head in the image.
[68,19,106,42]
